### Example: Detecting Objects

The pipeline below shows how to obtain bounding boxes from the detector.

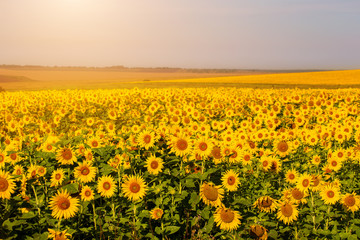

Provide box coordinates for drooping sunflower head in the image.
[121,175,147,202]
[199,182,224,207]
[146,155,164,175]
[48,228,72,240]
[249,225,268,240]
[214,207,241,231]
[253,196,278,213]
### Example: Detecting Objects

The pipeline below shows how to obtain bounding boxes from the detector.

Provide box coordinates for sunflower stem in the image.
[310,191,316,231]
[92,201,97,230]
[57,218,62,231]
[325,205,331,230]
[31,185,41,217]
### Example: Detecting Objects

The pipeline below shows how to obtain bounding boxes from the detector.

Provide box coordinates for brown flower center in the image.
[261,198,273,208]
[203,184,218,201]
[302,179,310,188]
[130,182,140,193]
[55,173,62,180]
[57,197,70,210]
[176,139,188,151]
[150,160,159,169]
[0,155,4,162]
[262,161,269,167]
[199,142,208,151]
[92,141,99,148]
[281,203,293,217]
[80,166,90,175]
[292,189,304,200]
[220,209,235,223]
[331,160,337,167]
[211,147,222,159]
[103,182,111,190]
[244,155,251,161]
[0,177,9,192]
[227,176,236,186]
[312,176,320,187]
[251,226,265,237]
[288,173,295,180]
[277,141,289,152]
[144,135,151,144]
[10,153,17,161]
[62,149,72,160]
[85,190,92,197]
[344,195,356,207]
[327,190,335,198]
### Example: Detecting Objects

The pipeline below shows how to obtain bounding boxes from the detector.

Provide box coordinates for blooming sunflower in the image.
[80,185,95,201]
[342,193,360,212]
[12,165,24,176]
[50,169,65,187]
[48,228,72,240]
[150,207,164,220]
[137,130,158,150]
[194,136,213,158]
[122,175,147,201]
[273,139,292,157]
[97,175,117,198]
[56,147,77,165]
[214,207,241,231]
[320,185,341,205]
[0,151,7,169]
[276,201,299,225]
[74,161,97,183]
[199,182,224,207]
[289,188,308,204]
[285,169,298,184]
[249,225,268,240]
[49,189,79,219]
[146,155,164,175]
[0,170,16,199]
[296,173,312,192]
[253,196,278,213]
[221,169,240,192]
[327,157,343,172]
[170,133,192,157]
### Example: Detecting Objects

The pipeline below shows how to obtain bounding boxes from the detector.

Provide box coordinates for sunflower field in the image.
[1,87,360,240]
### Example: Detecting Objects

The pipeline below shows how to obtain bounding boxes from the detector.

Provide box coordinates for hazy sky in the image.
[0,0,359,69]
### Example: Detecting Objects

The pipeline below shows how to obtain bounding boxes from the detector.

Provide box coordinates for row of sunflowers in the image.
[1,88,360,239]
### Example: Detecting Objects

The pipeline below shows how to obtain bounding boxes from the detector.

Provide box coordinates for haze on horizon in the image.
[0,0,359,70]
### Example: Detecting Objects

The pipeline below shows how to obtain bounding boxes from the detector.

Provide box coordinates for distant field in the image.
[0,67,359,91]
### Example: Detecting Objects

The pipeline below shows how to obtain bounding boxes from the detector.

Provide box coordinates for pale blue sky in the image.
[0,0,359,69]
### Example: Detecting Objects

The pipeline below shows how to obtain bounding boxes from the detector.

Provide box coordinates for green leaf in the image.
[268,229,278,239]
[203,216,214,233]
[339,232,351,239]
[189,192,200,206]
[165,226,181,234]
[61,182,79,194]
[184,179,195,188]
[21,211,36,219]
[155,227,163,235]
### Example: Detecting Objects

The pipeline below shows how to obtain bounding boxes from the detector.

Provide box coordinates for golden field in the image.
[1,87,360,239]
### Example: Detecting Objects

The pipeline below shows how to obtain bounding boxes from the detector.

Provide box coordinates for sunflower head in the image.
[214,207,241,231]
[200,182,224,207]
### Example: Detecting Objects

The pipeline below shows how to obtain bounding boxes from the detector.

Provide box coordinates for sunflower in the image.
[0,151,6,169]
[273,139,292,157]
[199,182,224,207]
[342,193,360,212]
[49,189,79,219]
[137,130,158,150]
[327,157,342,172]
[194,136,213,158]
[277,201,299,224]
[74,161,97,183]
[311,155,321,165]
[211,146,224,164]
[97,175,117,198]
[87,137,103,149]
[285,169,298,184]
[80,185,95,201]
[289,188,308,204]
[0,170,16,199]
[37,166,47,177]
[170,134,192,157]
[56,147,77,165]
[310,175,322,192]
[221,169,240,192]
[253,196,278,213]
[48,228,72,240]
[150,207,164,220]
[12,165,24,176]
[296,173,312,192]
[27,165,38,179]
[146,155,164,175]
[50,169,65,187]
[122,175,147,201]
[249,225,268,240]
[320,185,341,205]
[214,207,241,231]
